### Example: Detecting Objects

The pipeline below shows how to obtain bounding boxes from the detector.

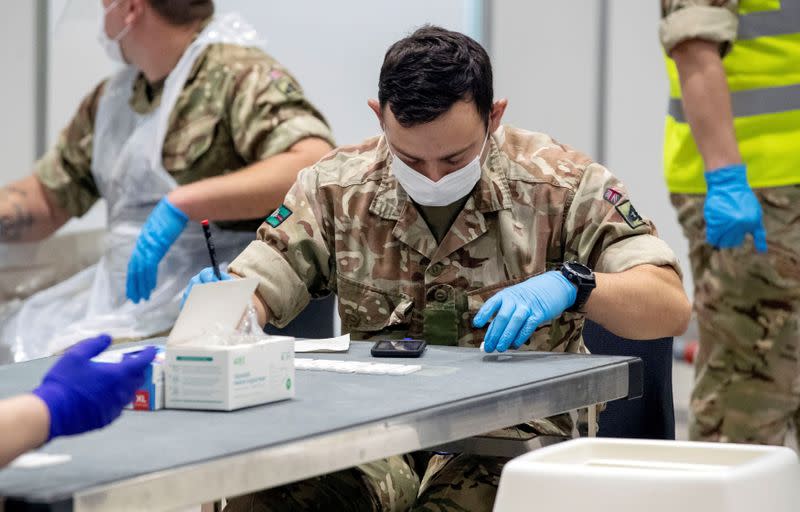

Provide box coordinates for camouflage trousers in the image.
[672,185,800,446]
[223,452,507,512]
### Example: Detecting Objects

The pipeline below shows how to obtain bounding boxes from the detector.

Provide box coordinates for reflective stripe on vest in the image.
[668,83,800,122]
[738,1,800,39]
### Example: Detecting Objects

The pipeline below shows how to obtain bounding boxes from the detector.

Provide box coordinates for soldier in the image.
[189,25,690,511]
[660,1,800,445]
[0,0,334,361]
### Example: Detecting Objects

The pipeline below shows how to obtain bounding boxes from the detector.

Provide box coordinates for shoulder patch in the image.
[603,187,623,205]
[266,204,293,228]
[615,200,645,229]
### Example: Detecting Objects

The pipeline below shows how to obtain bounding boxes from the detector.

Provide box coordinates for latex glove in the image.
[31,335,157,440]
[181,266,232,308]
[473,271,577,353]
[704,164,767,252]
[126,198,189,303]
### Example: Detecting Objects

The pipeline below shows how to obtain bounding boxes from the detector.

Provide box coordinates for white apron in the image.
[0,13,263,362]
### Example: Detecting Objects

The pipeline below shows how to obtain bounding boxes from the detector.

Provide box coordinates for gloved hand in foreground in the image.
[126,197,189,303]
[181,266,232,308]
[703,164,767,253]
[32,335,157,440]
[473,271,577,353]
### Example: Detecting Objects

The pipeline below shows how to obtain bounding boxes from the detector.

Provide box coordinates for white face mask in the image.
[97,0,131,64]
[388,131,489,207]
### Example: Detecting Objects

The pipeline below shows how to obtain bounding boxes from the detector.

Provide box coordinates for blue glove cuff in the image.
[704,164,748,188]
[160,197,190,224]
[551,271,578,309]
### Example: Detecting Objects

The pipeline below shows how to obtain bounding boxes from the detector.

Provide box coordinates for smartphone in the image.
[370,339,427,358]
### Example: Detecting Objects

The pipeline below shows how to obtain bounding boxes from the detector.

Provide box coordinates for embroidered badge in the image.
[603,187,623,205]
[615,200,646,229]
[266,204,293,228]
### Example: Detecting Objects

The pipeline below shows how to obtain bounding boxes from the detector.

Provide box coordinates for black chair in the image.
[582,320,675,440]
[264,294,337,339]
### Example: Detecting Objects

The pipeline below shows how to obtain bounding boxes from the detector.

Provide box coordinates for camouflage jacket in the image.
[660,0,739,55]
[35,43,334,231]
[230,126,681,351]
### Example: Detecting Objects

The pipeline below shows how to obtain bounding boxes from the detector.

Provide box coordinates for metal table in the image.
[0,341,641,512]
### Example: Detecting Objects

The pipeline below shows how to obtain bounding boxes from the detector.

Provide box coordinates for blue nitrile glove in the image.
[473,271,577,353]
[126,197,189,303]
[704,164,767,253]
[181,266,233,308]
[31,335,157,440]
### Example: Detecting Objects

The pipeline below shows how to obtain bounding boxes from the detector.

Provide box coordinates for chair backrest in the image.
[264,294,337,339]
[582,320,675,440]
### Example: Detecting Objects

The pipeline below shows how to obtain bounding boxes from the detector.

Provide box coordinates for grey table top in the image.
[0,340,640,512]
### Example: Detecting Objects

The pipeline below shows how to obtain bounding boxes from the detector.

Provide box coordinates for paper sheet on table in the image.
[10,453,72,469]
[294,334,350,353]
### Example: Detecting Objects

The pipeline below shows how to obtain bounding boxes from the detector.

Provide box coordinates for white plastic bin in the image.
[494,438,800,512]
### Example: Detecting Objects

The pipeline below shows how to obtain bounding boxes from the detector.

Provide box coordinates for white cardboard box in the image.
[165,336,295,411]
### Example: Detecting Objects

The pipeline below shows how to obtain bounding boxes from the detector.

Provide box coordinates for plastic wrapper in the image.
[179,301,266,347]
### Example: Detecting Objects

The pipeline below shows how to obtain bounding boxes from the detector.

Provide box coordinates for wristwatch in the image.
[560,261,596,313]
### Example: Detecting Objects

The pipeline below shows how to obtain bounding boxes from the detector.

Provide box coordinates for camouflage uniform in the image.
[661,0,800,445]
[225,126,681,511]
[35,41,334,232]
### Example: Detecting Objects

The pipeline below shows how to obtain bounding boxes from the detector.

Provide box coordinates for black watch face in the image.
[565,262,593,278]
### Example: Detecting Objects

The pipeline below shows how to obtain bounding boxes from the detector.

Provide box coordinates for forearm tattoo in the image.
[0,186,34,242]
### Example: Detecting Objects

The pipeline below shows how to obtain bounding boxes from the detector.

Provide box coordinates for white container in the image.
[165,336,295,411]
[494,438,800,512]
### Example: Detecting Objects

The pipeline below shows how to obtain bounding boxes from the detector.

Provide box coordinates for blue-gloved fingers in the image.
[511,315,541,349]
[753,224,768,253]
[495,308,530,353]
[120,346,158,375]
[67,334,113,360]
[484,300,515,352]
[199,267,218,283]
[473,294,501,329]
[143,259,157,302]
[716,228,745,249]
[126,257,140,303]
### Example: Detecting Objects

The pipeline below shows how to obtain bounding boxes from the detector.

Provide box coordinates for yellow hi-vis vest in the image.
[663,0,800,194]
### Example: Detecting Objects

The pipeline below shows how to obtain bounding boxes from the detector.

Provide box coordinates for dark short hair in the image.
[147,0,214,26]
[378,25,493,127]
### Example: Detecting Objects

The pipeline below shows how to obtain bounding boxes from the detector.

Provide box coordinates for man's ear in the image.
[367,98,383,128]
[126,0,145,25]
[489,99,508,133]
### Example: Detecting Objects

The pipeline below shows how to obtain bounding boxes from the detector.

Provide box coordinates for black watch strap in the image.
[561,262,596,313]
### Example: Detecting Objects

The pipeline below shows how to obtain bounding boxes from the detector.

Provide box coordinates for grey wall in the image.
[0,3,38,182]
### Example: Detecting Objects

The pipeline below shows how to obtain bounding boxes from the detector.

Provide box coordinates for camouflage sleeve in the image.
[33,81,105,218]
[228,59,335,163]
[227,166,334,327]
[563,163,682,278]
[659,0,739,56]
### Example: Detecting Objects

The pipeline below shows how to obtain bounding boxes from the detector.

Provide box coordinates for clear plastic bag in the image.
[181,301,265,347]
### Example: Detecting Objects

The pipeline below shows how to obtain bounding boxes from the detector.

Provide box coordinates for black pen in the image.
[201,219,222,280]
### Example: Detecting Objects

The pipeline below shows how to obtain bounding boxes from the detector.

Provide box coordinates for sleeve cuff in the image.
[228,240,311,328]
[596,234,683,280]
[660,6,738,56]
[260,115,335,159]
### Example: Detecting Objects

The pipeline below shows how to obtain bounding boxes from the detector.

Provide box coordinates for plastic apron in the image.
[0,13,263,362]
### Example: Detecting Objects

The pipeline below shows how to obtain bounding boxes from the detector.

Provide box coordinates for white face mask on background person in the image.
[388,131,489,207]
[97,0,131,64]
